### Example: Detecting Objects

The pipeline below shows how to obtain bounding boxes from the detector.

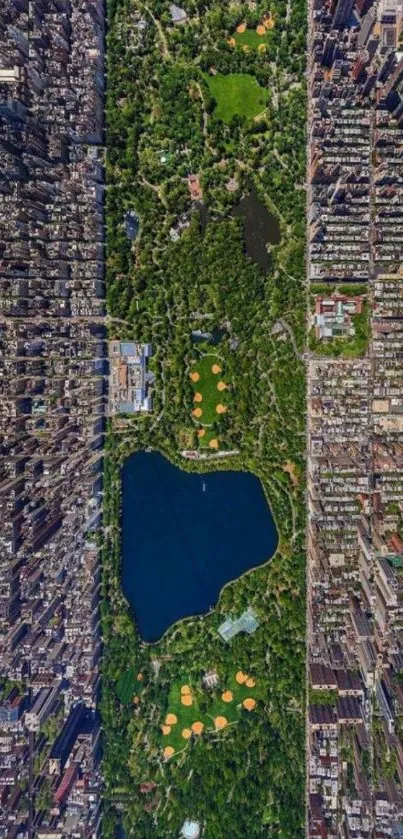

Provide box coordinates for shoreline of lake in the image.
[121,451,278,642]
[231,187,281,270]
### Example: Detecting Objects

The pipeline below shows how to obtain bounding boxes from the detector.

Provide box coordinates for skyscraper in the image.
[357,6,377,46]
[332,0,355,28]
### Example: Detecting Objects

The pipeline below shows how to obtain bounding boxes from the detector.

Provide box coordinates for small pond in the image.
[191,328,226,345]
[121,451,278,642]
[231,188,281,270]
[124,210,140,241]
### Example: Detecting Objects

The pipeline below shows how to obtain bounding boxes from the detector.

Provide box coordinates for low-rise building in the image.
[108,341,153,414]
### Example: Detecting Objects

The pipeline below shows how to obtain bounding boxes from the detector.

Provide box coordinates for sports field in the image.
[159,672,260,758]
[116,668,144,704]
[189,353,229,428]
[233,29,269,49]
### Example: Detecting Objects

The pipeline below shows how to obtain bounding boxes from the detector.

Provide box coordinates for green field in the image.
[189,352,230,428]
[116,668,140,704]
[159,672,261,756]
[197,426,220,450]
[233,29,269,50]
[204,73,269,123]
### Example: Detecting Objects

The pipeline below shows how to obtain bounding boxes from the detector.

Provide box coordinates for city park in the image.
[115,660,262,761]
[103,0,307,831]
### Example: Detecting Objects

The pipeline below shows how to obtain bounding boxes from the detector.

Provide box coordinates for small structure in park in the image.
[170,3,188,24]
[202,669,219,689]
[217,606,259,642]
[170,211,191,241]
[181,820,201,839]
[188,174,203,201]
[108,341,153,415]
[226,177,239,193]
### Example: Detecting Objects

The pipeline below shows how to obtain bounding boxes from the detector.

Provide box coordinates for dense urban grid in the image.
[0,1,104,836]
[307,0,403,836]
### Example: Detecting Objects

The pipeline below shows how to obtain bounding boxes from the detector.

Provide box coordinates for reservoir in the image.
[121,451,278,642]
[231,188,281,271]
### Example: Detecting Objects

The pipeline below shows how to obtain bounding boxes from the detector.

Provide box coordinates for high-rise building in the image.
[352,49,370,79]
[332,0,355,28]
[323,32,338,66]
[379,56,403,107]
[357,6,377,46]
[377,47,396,80]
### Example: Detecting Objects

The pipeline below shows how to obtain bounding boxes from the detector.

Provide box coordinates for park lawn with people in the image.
[115,668,139,704]
[197,425,221,450]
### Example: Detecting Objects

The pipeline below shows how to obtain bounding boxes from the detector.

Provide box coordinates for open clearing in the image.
[115,668,144,704]
[204,73,269,123]
[159,673,260,756]
[233,29,269,50]
[189,353,229,427]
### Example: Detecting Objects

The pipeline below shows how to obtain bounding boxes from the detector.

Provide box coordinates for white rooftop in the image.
[181,820,201,839]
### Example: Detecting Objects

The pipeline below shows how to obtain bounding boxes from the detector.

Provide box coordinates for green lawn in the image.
[198,426,219,450]
[233,29,269,50]
[189,352,229,428]
[158,672,261,756]
[204,73,269,123]
[116,668,139,704]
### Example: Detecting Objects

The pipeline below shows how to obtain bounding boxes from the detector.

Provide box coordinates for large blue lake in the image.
[121,451,278,642]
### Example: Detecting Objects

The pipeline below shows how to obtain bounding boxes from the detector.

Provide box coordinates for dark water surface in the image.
[122,451,278,642]
[231,188,281,270]
[124,210,140,241]
[191,327,226,345]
